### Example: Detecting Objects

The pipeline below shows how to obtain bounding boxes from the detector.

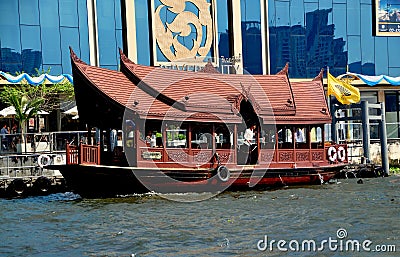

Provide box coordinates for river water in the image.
[0,176,399,257]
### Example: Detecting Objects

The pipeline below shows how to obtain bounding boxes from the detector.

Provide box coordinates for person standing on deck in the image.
[244,124,257,164]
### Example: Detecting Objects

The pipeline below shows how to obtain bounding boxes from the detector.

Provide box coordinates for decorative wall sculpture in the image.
[154,0,213,62]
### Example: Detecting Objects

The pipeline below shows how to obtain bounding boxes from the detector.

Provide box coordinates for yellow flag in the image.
[327,71,360,105]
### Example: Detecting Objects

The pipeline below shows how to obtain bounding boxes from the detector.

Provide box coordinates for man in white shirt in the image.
[243,124,256,164]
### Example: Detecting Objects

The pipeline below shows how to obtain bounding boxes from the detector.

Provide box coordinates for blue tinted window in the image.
[0,0,89,75]
[360,4,374,75]
[276,1,290,26]
[241,0,262,74]
[389,67,400,75]
[43,64,62,75]
[77,0,90,64]
[19,0,39,25]
[20,25,42,74]
[290,0,305,27]
[40,0,61,65]
[115,0,122,29]
[0,1,22,73]
[332,4,347,46]
[374,37,388,75]
[97,0,122,68]
[348,35,362,73]
[60,27,80,73]
[216,0,231,58]
[59,0,78,27]
[388,38,400,73]
[135,0,151,65]
[347,0,360,35]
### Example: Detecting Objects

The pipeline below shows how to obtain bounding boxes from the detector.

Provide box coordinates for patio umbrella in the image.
[0,106,49,118]
[63,106,78,116]
[0,106,16,117]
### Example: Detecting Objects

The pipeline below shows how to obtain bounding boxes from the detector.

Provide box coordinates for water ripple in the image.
[0,176,398,256]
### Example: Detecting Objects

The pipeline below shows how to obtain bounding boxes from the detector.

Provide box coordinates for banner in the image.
[327,71,360,105]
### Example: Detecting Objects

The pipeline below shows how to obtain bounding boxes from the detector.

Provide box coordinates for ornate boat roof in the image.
[69,48,330,129]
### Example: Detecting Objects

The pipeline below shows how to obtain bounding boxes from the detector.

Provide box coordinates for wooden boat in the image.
[49,48,348,198]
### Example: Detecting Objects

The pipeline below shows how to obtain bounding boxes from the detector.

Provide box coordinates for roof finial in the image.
[119,48,135,64]
[69,46,87,65]
[276,62,289,75]
[313,68,324,81]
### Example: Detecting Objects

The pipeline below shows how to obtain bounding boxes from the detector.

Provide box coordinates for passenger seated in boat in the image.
[125,120,135,148]
[146,131,157,148]
[295,128,305,143]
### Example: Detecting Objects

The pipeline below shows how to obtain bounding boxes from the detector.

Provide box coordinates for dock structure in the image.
[0,153,67,198]
[0,175,66,198]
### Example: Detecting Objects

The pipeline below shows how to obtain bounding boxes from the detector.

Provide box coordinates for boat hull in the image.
[51,164,344,198]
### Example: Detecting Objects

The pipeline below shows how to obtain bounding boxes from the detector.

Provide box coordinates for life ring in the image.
[33,176,52,194]
[337,146,346,162]
[327,146,337,162]
[6,178,27,197]
[37,154,51,168]
[217,165,230,182]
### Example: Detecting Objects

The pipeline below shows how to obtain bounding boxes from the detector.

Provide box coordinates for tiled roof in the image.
[70,48,331,127]
[120,52,296,118]
[279,80,331,124]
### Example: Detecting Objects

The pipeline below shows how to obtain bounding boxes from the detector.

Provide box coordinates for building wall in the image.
[268,0,400,78]
[1,0,400,138]
[2,0,399,78]
[0,0,123,75]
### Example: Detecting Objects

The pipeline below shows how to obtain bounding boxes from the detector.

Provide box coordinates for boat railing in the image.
[66,142,101,165]
[0,130,95,155]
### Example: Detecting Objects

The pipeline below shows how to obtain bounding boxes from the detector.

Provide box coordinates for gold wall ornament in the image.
[154,0,213,62]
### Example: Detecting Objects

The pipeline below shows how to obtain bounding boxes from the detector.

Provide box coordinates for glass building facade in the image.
[2,0,399,78]
[268,0,400,78]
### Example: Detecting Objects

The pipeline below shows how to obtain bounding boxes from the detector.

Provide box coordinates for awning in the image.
[63,106,78,116]
[0,71,73,85]
[0,106,49,118]
[345,72,400,86]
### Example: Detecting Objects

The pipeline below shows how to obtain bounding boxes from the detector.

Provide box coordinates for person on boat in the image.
[146,131,156,148]
[125,120,135,148]
[110,129,117,152]
[295,128,305,143]
[243,124,257,164]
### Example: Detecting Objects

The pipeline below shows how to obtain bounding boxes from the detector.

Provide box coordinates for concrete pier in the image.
[0,153,67,198]
[0,174,66,198]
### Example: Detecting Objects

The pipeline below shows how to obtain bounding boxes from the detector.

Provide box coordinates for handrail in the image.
[66,142,100,165]
[0,130,95,155]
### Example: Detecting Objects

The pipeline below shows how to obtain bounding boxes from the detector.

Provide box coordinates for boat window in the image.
[278,126,293,149]
[260,124,276,149]
[295,127,307,149]
[311,126,323,149]
[215,124,232,149]
[143,121,163,148]
[191,123,212,149]
[166,124,187,148]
